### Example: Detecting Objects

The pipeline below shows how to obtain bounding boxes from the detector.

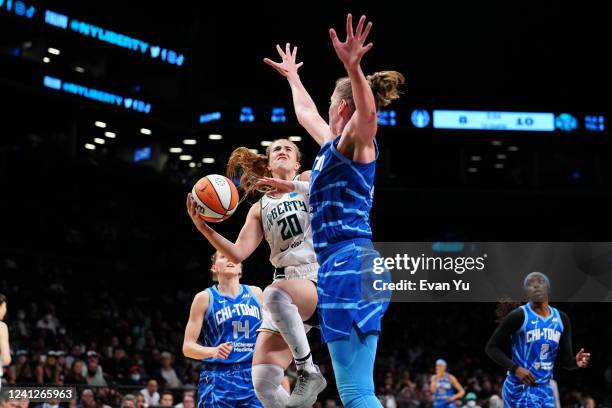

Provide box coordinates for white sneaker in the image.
[287,365,327,408]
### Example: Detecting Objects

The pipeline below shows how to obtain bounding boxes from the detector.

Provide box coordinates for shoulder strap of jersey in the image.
[204,287,214,319]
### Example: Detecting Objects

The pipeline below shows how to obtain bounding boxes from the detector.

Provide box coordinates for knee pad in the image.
[252,364,288,407]
[263,287,293,313]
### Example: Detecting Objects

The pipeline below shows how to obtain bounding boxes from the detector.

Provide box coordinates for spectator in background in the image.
[173,392,194,408]
[65,345,84,369]
[140,379,160,406]
[154,352,182,389]
[135,393,147,408]
[125,365,146,387]
[35,313,58,336]
[13,351,34,384]
[64,360,87,385]
[35,351,60,385]
[107,348,129,381]
[39,398,60,408]
[583,397,596,408]
[121,395,136,408]
[159,392,173,407]
[77,389,96,408]
[461,392,481,408]
[488,395,502,408]
[323,399,339,408]
[83,351,107,387]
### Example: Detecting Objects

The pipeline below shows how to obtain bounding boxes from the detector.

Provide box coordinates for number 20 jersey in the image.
[260,190,317,268]
[201,285,262,364]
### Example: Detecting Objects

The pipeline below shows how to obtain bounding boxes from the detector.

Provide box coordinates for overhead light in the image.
[208,134,223,140]
[169,147,183,153]
[508,146,519,152]
[75,66,85,73]
[140,128,152,135]
[179,155,192,161]
[104,131,116,138]
[202,158,215,164]
[467,167,478,173]
[23,41,32,48]
[84,143,96,150]
[249,149,258,154]
[497,154,507,160]
[183,139,197,145]
[260,141,272,146]
[189,162,196,168]
[95,121,107,128]
[48,47,60,55]
[495,163,504,169]
[43,57,50,63]
[491,140,502,146]
[94,138,105,144]
[288,136,302,142]
[471,155,482,161]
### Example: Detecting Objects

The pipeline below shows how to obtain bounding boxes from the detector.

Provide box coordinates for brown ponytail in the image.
[334,70,405,110]
[366,71,405,108]
[226,147,271,198]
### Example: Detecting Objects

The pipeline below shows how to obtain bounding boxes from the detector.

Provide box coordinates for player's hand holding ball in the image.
[187,175,239,229]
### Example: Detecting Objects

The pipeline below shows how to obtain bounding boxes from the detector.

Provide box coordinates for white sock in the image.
[264,287,316,373]
[252,364,289,408]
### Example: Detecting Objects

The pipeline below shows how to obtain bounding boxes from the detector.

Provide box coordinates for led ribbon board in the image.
[44,9,185,67]
[43,75,152,114]
[433,110,555,132]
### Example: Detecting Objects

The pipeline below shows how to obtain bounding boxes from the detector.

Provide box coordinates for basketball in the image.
[191,174,239,222]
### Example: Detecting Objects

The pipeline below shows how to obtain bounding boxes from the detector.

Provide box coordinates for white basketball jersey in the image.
[260,189,317,268]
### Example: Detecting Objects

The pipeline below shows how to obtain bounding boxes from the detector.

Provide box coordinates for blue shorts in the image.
[502,375,555,408]
[198,363,263,408]
[316,239,391,343]
[433,401,457,408]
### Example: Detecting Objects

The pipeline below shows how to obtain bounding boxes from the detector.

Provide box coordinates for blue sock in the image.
[327,325,382,408]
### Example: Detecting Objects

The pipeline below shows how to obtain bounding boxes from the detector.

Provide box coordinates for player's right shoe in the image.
[287,365,327,408]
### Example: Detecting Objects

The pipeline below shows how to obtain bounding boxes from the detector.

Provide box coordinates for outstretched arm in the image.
[264,44,333,145]
[187,194,263,264]
[330,14,378,146]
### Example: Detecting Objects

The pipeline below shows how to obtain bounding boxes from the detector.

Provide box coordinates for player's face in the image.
[213,253,243,277]
[435,364,446,375]
[0,302,6,320]
[524,275,549,303]
[268,140,299,175]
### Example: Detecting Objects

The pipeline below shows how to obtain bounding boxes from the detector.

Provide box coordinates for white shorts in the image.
[258,263,319,334]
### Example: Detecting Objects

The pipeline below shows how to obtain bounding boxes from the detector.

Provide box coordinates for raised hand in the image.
[329,14,374,70]
[576,348,591,368]
[263,43,304,79]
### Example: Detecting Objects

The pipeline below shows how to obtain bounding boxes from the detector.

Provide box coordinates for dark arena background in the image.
[1,1,611,407]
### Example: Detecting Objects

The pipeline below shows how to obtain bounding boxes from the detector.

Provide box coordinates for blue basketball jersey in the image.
[201,284,262,364]
[510,304,564,384]
[309,136,377,251]
[434,374,455,402]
